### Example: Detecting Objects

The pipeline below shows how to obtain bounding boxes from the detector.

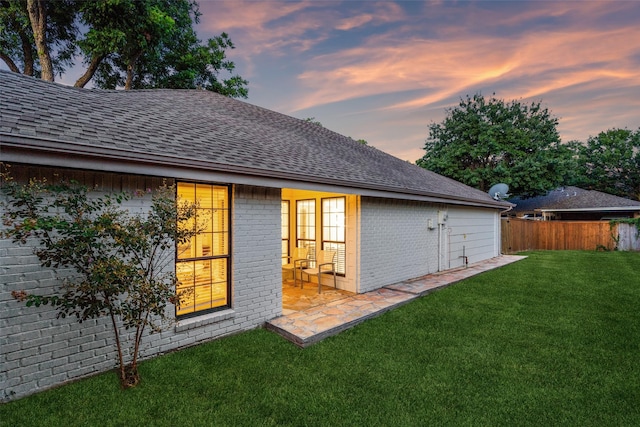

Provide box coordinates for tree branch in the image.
[74,54,106,88]
[19,29,35,76]
[124,50,143,90]
[0,52,21,73]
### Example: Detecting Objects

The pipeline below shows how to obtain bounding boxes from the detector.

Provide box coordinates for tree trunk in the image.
[108,308,126,387]
[0,52,20,73]
[74,55,105,88]
[20,29,35,76]
[124,63,135,90]
[26,0,54,81]
[124,50,143,90]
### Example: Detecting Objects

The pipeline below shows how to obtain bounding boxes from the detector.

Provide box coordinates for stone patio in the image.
[266,255,527,347]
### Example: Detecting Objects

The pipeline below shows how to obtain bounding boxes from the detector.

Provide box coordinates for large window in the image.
[296,199,316,261]
[322,197,346,275]
[281,201,290,265]
[176,182,230,317]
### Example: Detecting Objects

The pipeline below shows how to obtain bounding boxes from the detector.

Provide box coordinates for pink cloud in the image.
[290,20,640,113]
[335,14,375,31]
[335,1,406,29]
[197,1,332,57]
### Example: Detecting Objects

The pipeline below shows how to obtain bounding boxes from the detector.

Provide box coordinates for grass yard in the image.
[1,251,639,426]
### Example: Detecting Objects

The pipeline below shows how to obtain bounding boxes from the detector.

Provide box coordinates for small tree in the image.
[1,171,199,388]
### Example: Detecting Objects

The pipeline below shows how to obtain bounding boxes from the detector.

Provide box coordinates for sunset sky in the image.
[191,0,640,162]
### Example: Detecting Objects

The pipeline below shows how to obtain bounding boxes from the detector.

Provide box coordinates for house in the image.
[508,186,640,221]
[0,70,509,400]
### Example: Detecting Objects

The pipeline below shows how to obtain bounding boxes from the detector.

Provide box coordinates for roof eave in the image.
[1,134,509,209]
[538,207,640,212]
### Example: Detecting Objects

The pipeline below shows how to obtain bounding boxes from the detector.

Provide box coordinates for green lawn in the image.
[2,251,639,426]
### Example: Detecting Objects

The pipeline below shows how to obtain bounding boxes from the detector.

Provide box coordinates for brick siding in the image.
[1,166,281,401]
[359,197,440,291]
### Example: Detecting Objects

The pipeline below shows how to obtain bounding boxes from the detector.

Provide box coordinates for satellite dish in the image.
[488,183,510,200]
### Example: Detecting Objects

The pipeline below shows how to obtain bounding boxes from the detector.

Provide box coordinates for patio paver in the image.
[265,255,527,347]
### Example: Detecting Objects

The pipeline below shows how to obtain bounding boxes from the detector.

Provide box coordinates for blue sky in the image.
[192,0,640,162]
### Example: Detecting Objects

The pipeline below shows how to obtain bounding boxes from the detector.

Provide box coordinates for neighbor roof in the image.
[510,186,640,214]
[0,71,506,208]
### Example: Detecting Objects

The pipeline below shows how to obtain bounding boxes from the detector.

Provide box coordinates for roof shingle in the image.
[0,71,506,208]
[509,186,640,212]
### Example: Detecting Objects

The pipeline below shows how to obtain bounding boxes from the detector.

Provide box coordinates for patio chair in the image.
[282,247,309,287]
[301,250,337,294]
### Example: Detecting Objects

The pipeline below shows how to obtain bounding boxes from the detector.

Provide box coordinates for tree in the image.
[1,172,200,388]
[303,117,323,126]
[0,0,77,78]
[0,0,248,97]
[571,128,640,200]
[74,0,175,89]
[302,117,368,145]
[417,93,571,198]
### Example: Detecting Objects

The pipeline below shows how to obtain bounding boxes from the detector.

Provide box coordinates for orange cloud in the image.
[198,1,406,59]
[335,14,374,31]
[197,0,329,59]
[290,22,640,113]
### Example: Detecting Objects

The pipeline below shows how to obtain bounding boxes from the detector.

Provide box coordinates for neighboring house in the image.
[508,186,640,221]
[0,70,509,400]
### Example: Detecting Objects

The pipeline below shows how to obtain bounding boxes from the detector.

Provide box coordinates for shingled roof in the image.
[0,71,506,208]
[510,186,640,214]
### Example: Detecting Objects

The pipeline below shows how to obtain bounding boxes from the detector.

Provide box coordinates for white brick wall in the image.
[359,197,440,291]
[358,198,500,292]
[1,167,282,401]
[447,207,500,268]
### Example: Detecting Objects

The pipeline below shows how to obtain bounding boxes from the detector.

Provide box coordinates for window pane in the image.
[196,184,212,209]
[197,209,212,233]
[281,240,289,265]
[212,231,228,255]
[177,182,195,202]
[323,242,346,275]
[176,262,194,288]
[282,201,290,264]
[322,197,346,275]
[210,258,228,308]
[176,182,229,317]
[213,208,227,232]
[296,240,316,267]
[176,261,195,316]
[296,200,316,265]
[177,235,194,260]
[281,201,289,239]
[212,187,227,209]
[196,233,212,258]
[297,199,315,240]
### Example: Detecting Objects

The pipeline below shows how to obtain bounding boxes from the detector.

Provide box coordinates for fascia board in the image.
[538,207,640,213]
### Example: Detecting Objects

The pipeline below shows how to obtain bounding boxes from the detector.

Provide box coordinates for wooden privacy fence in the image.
[501,218,640,253]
